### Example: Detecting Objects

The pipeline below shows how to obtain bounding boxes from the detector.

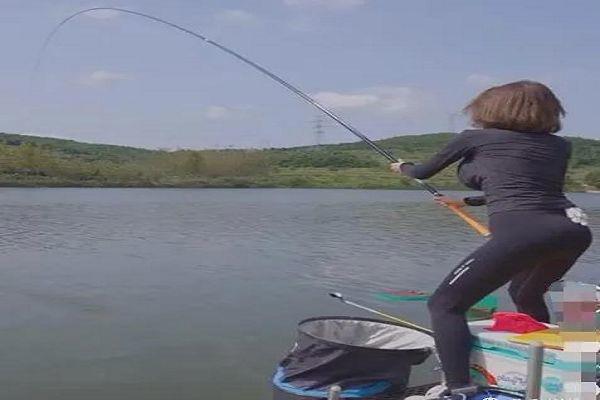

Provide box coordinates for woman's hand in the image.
[434,195,466,208]
[389,162,404,173]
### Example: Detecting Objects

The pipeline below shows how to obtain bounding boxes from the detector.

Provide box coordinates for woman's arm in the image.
[397,132,474,179]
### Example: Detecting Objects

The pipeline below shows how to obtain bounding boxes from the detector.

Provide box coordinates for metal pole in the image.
[329,292,434,335]
[525,341,544,400]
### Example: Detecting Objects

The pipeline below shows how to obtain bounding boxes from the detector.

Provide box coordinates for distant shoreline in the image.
[0,183,460,190]
[0,182,596,193]
[2,131,599,192]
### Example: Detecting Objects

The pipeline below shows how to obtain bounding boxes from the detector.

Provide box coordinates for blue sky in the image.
[1,0,598,149]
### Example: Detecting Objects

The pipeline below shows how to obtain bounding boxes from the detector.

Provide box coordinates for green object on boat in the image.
[375,290,430,302]
[474,294,498,310]
[376,289,497,307]
[375,290,498,320]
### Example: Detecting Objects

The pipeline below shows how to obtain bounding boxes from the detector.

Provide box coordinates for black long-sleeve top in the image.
[400,129,575,215]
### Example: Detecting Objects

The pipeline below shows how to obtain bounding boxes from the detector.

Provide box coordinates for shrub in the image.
[278,150,378,168]
[584,170,600,189]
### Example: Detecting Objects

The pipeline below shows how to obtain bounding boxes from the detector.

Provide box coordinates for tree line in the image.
[1,132,599,189]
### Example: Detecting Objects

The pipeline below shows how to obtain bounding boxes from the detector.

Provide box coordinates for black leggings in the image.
[427,210,592,389]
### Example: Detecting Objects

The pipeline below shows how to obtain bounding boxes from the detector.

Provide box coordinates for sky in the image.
[0,0,599,149]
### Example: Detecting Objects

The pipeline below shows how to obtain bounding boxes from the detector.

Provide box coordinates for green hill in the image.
[0,132,154,162]
[1,131,600,190]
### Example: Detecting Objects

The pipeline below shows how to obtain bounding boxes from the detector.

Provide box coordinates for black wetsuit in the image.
[401,129,592,389]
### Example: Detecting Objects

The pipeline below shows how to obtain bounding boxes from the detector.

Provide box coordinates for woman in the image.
[391,81,592,399]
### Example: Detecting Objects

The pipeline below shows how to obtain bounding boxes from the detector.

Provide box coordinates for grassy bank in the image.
[1,132,600,190]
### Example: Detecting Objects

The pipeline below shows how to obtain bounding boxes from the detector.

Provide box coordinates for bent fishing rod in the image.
[38,7,489,237]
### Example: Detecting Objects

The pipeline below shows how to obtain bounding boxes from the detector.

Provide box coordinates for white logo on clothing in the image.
[565,207,588,226]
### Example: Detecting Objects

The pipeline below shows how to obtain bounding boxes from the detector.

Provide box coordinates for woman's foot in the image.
[404,384,478,399]
[404,383,448,399]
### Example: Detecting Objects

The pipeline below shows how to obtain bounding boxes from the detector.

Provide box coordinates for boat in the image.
[272,283,599,399]
[272,317,530,399]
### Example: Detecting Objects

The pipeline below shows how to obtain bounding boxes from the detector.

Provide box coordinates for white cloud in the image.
[214,9,258,25]
[84,9,122,20]
[466,73,498,89]
[313,92,378,108]
[284,0,367,10]
[204,106,233,120]
[77,70,130,87]
[201,105,258,121]
[313,86,432,117]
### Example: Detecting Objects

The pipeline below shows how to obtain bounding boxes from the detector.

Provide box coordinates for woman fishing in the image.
[391,80,592,399]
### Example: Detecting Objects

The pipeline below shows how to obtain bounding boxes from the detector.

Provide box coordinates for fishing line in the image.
[35,7,490,236]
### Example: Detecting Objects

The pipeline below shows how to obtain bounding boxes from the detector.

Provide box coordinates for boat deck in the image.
[273,383,439,400]
[381,383,439,399]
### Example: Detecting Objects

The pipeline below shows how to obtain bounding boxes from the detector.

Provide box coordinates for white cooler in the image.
[468,320,569,399]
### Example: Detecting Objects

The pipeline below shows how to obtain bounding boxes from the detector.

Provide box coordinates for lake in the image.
[0,188,597,399]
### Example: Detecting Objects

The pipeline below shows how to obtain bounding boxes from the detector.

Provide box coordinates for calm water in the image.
[0,189,597,399]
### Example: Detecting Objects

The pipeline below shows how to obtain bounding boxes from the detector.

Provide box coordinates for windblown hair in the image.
[464,80,565,134]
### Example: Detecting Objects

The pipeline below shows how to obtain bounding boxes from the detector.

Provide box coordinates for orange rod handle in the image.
[447,204,491,237]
